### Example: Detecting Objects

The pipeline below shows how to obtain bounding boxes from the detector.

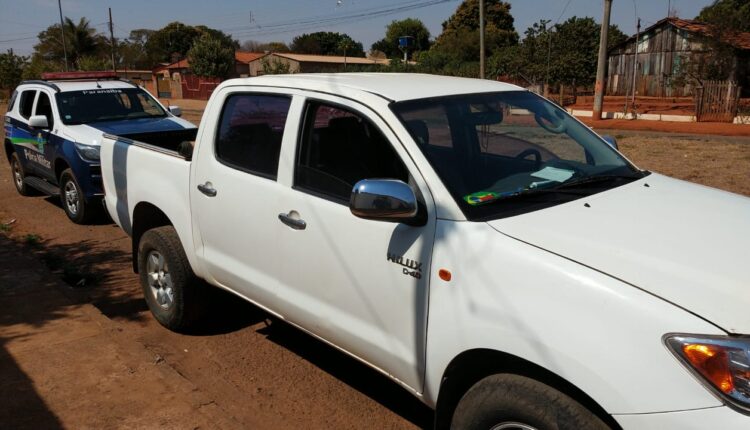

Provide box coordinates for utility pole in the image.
[58,0,68,71]
[108,8,116,72]
[630,18,640,116]
[479,0,485,79]
[593,0,613,120]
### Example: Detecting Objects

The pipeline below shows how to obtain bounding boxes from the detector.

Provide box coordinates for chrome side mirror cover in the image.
[29,115,49,129]
[602,135,618,150]
[350,179,418,222]
[169,106,182,117]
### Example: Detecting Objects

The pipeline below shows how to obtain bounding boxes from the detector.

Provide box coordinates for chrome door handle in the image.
[278,212,306,230]
[197,182,217,197]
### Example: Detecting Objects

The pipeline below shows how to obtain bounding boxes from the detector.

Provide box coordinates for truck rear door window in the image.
[19,90,36,119]
[215,94,291,179]
[295,102,409,202]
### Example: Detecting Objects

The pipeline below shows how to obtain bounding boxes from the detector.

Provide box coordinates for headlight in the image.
[665,334,750,412]
[74,142,100,161]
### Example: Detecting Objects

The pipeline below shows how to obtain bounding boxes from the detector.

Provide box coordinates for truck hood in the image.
[488,173,750,333]
[61,116,195,145]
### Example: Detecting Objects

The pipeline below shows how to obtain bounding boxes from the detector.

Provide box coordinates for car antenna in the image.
[96,78,102,89]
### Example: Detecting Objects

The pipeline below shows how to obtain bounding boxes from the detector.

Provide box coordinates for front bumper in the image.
[615,406,750,429]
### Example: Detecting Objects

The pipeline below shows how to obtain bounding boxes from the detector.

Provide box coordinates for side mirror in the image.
[350,179,418,222]
[168,106,182,117]
[602,135,618,150]
[29,115,49,129]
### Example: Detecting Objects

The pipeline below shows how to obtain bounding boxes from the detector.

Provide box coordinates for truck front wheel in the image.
[138,226,201,332]
[450,374,610,430]
[59,168,96,224]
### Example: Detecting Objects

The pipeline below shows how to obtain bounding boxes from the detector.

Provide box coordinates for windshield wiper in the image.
[556,173,643,190]
[484,187,589,204]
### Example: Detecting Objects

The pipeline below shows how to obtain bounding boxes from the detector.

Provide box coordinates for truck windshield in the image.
[56,88,167,125]
[391,91,646,220]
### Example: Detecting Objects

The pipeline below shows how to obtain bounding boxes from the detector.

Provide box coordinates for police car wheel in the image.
[138,226,203,332]
[59,169,93,224]
[10,153,33,196]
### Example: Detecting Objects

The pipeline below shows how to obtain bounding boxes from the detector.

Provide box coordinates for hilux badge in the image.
[387,253,422,279]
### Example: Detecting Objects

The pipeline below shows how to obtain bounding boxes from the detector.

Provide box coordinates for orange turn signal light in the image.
[438,269,452,282]
[683,343,734,394]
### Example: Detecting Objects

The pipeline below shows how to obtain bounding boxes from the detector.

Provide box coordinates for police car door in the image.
[30,91,56,181]
[10,89,40,175]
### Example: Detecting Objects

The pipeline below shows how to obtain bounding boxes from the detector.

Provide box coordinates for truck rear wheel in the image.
[59,168,97,224]
[10,153,33,196]
[138,226,201,331]
[450,374,610,430]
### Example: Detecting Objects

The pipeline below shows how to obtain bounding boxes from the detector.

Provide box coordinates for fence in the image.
[181,75,221,100]
[694,81,741,122]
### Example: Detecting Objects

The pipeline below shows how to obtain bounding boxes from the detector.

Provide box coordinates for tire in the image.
[10,152,33,196]
[451,374,610,430]
[59,168,97,224]
[138,226,202,331]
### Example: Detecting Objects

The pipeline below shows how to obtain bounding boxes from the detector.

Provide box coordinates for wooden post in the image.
[593,0,613,119]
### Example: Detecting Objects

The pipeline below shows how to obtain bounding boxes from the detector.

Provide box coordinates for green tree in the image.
[371,18,432,59]
[241,40,290,52]
[145,22,200,64]
[423,0,519,77]
[697,0,750,33]
[290,32,365,57]
[187,34,235,78]
[489,17,625,86]
[32,17,106,69]
[119,29,155,69]
[0,49,28,92]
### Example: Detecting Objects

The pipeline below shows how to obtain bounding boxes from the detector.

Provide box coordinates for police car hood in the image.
[487,173,750,334]
[62,116,195,145]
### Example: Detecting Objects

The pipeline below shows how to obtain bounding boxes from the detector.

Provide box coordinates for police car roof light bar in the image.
[41,71,119,81]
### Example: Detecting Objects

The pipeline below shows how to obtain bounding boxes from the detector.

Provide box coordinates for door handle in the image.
[197,182,217,197]
[278,211,306,230]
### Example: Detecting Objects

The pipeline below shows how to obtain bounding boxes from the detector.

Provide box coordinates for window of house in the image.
[215,94,292,179]
[295,102,409,202]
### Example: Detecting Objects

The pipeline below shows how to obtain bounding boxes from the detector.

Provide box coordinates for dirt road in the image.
[0,121,431,426]
[1,102,749,428]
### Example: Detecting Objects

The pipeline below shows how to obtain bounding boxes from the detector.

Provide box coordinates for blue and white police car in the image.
[3,71,197,223]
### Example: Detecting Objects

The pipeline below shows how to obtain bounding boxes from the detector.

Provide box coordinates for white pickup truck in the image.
[100,73,750,429]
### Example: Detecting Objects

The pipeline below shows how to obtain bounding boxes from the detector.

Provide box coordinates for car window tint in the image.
[215,94,291,179]
[34,92,54,129]
[19,90,36,119]
[295,102,409,202]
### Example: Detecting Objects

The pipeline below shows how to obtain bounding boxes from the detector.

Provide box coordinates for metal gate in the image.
[695,81,741,122]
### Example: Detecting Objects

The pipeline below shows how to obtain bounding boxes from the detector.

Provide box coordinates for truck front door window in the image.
[295,102,409,202]
[215,94,291,179]
[34,92,54,130]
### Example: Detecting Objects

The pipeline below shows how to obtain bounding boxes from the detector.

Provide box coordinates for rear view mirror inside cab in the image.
[468,103,503,125]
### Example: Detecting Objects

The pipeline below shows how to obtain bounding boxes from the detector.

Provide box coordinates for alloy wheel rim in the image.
[12,161,23,189]
[146,250,174,309]
[64,181,79,216]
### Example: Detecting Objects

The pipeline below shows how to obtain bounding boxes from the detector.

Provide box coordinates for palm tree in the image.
[63,17,102,68]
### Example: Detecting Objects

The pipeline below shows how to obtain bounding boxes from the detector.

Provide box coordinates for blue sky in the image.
[0,0,712,56]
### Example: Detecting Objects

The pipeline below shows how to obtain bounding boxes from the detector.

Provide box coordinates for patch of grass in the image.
[0,223,12,232]
[23,234,41,245]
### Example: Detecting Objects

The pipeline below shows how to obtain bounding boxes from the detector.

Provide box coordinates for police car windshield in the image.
[56,88,167,125]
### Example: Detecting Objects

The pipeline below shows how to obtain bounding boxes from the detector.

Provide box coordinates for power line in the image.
[225,0,455,39]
